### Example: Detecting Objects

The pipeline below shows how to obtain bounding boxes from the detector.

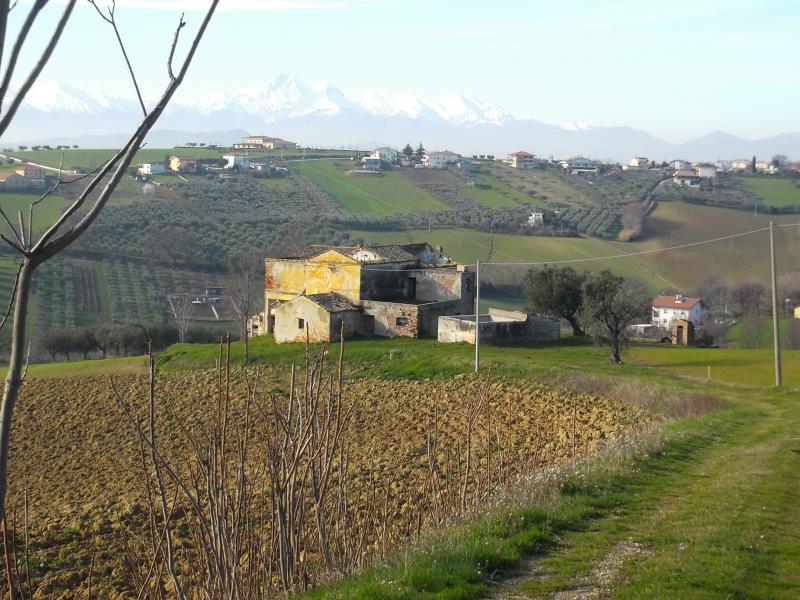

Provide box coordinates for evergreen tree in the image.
[414,142,426,162]
[402,143,414,159]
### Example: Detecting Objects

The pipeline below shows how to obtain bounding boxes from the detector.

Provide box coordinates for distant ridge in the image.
[2,75,797,161]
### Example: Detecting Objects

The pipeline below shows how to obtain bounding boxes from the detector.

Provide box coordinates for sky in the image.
[7,0,800,142]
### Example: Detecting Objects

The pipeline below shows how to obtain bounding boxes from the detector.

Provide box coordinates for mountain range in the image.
[2,74,797,162]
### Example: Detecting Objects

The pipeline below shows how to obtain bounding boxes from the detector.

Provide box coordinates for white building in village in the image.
[423,150,461,169]
[651,294,702,328]
[137,162,165,176]
[527,210,544,226]
[223,154,251,170]
[370,147,398,165]
[506,151,535,169]
[622,156,650,171]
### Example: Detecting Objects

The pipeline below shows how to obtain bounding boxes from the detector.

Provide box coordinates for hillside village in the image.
[1,2,800,599]
[1,131,799,359]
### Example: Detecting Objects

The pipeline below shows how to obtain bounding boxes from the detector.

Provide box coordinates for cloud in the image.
[67,0,356,10]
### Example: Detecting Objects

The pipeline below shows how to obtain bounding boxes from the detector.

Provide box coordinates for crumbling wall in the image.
[417,300,462,337]
[359,267,410,300]
[265,251,362,303]
[437,316,476,343]
[361,301,420,338]
[414,268,475,314]
[330,311,364,341]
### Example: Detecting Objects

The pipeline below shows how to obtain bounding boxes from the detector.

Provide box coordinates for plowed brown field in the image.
[7,369,651,598]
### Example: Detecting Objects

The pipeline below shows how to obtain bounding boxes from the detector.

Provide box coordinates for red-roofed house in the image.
[651,294,702,328]
[506,151,535,170]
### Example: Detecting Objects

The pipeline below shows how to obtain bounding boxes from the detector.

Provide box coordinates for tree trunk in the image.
[0,258,36,522]
[566,316,584,337]
[610,333,623,364]
[242,318,249,365]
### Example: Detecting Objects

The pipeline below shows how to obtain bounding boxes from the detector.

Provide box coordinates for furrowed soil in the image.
[8,369,649,598]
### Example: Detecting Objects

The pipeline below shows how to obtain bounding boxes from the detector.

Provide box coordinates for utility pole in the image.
[769,221,782,386]
[475,259,480,373]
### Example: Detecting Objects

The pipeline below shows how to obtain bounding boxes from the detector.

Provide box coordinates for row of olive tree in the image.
[524,266,651,363]
[40,321,237,362]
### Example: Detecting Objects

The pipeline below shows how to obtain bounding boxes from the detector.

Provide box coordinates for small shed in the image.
[671,318,694,346]
[273,293,362,344]
[794,306,800,319]
[438,309,559,345]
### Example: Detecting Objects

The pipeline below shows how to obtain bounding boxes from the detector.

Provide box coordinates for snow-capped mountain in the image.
[4,74,798,161]
[175,73,358,122]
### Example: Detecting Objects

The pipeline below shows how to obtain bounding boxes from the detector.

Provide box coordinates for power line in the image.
[481,222,800,267]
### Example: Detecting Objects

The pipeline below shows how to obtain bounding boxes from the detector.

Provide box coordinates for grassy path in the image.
[498,388,800,599]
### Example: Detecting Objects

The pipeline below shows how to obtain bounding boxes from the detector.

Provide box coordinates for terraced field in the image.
[288,159,446,214]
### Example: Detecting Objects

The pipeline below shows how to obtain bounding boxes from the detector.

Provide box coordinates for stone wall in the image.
[360,301,420,338]
[438,311,559,345]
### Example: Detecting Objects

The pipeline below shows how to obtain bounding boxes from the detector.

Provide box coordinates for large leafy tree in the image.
[583,270,650,363]
[524,266,586,336]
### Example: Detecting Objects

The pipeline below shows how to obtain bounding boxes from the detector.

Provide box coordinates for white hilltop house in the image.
[694,163,717,178]
[423,150,461,169]
[370,147,398,165]
[506,151,535,169]
[622,156,650,171]
[137,162,165,176]
[651,294,702,328]
[559,157,598,174]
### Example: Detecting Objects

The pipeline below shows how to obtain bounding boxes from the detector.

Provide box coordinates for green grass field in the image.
[0,192,70,237]
[4,355,148,379]
[347,201,800,293]
[346,227,669,290]
[630,345,800,387]
[289,160,446,214]
[737,176,800,207]
[617,200,800,289]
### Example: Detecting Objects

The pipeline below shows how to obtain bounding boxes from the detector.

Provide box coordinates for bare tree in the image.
[168,294,195,344]
[226,250,264,364]
[0,0,219,526]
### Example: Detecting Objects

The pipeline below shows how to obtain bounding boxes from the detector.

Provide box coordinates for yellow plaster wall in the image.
[265,250,362,304]
[273,297,331,343]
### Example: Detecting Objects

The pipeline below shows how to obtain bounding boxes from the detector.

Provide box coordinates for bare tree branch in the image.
[32,2,218,260]
[167,12,186,81]
[88,0,147,116]
[0,0,77,139]
[0,0,47,112]
[28,155,64,245]
[0,0,220,531]
[0,204,23,249]
[0,1,11,80]
[0,263,22,335]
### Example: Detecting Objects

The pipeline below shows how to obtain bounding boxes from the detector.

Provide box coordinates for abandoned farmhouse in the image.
[251,243,476,343]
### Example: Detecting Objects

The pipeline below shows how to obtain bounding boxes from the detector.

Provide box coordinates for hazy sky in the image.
[10,0,800,142]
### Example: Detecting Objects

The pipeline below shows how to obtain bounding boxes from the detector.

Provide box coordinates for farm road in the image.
[487,385,800,598]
